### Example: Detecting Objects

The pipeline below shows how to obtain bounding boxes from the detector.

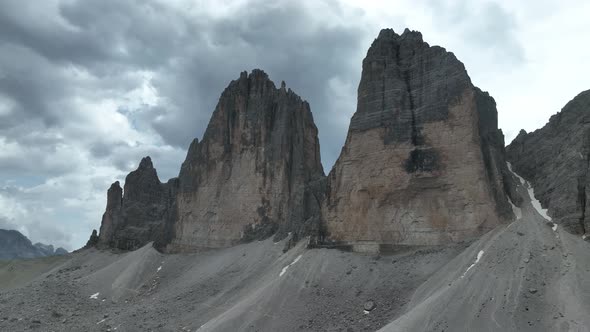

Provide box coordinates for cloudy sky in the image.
[1,0,589,250]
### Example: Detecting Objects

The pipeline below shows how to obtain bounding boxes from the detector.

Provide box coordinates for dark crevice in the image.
[410,107,419,146]
[579,154,590,234]
[398,45,419,146]
[381,59,387,127]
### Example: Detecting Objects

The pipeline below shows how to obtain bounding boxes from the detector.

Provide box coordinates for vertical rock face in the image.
[97,157,178,250]
[506,90,590,234]
[321,29,515,246]
[167,70,325,251]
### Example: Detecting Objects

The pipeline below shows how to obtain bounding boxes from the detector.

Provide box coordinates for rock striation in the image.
[169,70,325,251]
[95,70,325,251]
[320,29,516,247]
[506,90,590,235]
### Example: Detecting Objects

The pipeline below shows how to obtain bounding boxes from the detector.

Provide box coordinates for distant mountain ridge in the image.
[0,229,68,260]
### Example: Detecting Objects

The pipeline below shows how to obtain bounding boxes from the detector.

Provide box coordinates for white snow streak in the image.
[157,266,162,272]
[527,183,552,221]
[279,254,303,277]
[507,162,526,185]
[89,292,100,299]
[509,200,522,220]
[461,250,484,278]
[96,318,107,325]
[507,162,552,221]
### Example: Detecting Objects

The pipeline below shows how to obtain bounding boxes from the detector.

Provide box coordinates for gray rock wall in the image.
[506,90,590,234]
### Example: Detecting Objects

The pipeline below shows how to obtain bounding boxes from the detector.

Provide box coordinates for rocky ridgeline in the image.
[507,90,590,237]
[89,29,519,252]
[0,229,68,259]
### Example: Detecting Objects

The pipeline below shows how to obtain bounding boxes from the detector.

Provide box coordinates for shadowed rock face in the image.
[169,70,325,251]
[320,29,516,246]
[97,157,179,250]
[506,90,590,235]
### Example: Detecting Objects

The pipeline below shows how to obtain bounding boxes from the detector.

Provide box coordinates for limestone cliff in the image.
[168,70,325,251]
[506,90,590,236]
[320,29,516,247]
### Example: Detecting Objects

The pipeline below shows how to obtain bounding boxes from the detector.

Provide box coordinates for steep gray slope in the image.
[0,236,465,331]
[380,167,590,332]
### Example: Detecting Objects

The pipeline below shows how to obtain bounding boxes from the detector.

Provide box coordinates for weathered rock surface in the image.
[0,229,68,259]
[320,29,516,247]
[506,89,590,235]
[97,157,178,250]
[168,70,325,251]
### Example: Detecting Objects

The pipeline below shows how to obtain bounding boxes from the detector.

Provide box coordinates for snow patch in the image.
[507,162,526,185]
[552,223,558,232]
[364,310,370,315]
[89,292,100,299]
[461,250,484,278]
[157,266,162,272]
[509,200,522,220]
[507,162,553,221]
[96,318,107,325]
[279,254,303,277]
[526,182,552,221]
[582,234,587,240]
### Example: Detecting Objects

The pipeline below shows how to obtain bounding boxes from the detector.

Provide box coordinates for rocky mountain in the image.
[506,90,590,237]
[94,70,325,251]
[0,229,68,260]
[320,29,518,249]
